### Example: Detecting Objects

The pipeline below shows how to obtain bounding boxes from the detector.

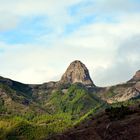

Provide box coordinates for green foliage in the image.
[47,84,102,117]
[0,113,73,140]
[0,82,106,139]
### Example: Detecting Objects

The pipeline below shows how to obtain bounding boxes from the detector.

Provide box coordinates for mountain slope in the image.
[0,60,104,117]
[97,70,140,103]
[48,105,140,140]
[0,60,106,139]
[0,76,32,98]
[43,83,104,116]
[0,61,140,115]
[0,78,47,115]
[128,70,140,82]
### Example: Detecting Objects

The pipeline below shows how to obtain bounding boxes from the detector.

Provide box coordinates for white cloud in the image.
[1,0,139,31]
[0,0,82,31]
[0,0,140,86]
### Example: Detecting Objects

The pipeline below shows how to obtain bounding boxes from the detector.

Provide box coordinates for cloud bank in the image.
[0,0,140,86]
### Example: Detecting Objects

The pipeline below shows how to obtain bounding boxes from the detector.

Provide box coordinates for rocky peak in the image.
[60,60,95,87]
[133,70,140,81]
[128,70,140,82]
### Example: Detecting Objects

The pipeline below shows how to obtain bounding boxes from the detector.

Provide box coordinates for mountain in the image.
[28,61,102,116]
[0,60,140,140]
[0,61,140,116]
[0,76,47,115]
[0,60,106,140]
[0,61,102,116]
[97,70,140,104]
[60,60,95,87]
[128,70,140,82]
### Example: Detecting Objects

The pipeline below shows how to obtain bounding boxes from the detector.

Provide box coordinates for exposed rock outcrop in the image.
[128,70,140,82]
[60,60,95,87]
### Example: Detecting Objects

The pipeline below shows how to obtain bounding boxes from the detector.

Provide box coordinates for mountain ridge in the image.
[0,60,140,104]
[1,60,139,88]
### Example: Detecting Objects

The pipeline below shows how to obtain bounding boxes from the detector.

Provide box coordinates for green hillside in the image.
[0,80,105,140]
[44,83,103,116]
[0,61,139,140]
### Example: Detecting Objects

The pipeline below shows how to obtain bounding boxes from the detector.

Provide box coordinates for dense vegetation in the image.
[0,82,106,140]
[0,109,106,140]
[0,114,73,140]
[0,78,139,140]
[45,84,103,117]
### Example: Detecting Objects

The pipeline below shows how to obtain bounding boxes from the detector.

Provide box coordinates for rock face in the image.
[128,70,140,82]
[60,60,95,87]
[99,69,140,104]
[105,86,139,104]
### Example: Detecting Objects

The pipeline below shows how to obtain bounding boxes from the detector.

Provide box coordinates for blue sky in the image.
[0,0,140,86]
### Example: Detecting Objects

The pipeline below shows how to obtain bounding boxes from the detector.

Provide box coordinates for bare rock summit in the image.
[128,70,140,82]
[60,60,95,87]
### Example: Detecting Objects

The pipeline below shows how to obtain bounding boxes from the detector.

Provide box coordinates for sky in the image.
[0,0,140,86]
